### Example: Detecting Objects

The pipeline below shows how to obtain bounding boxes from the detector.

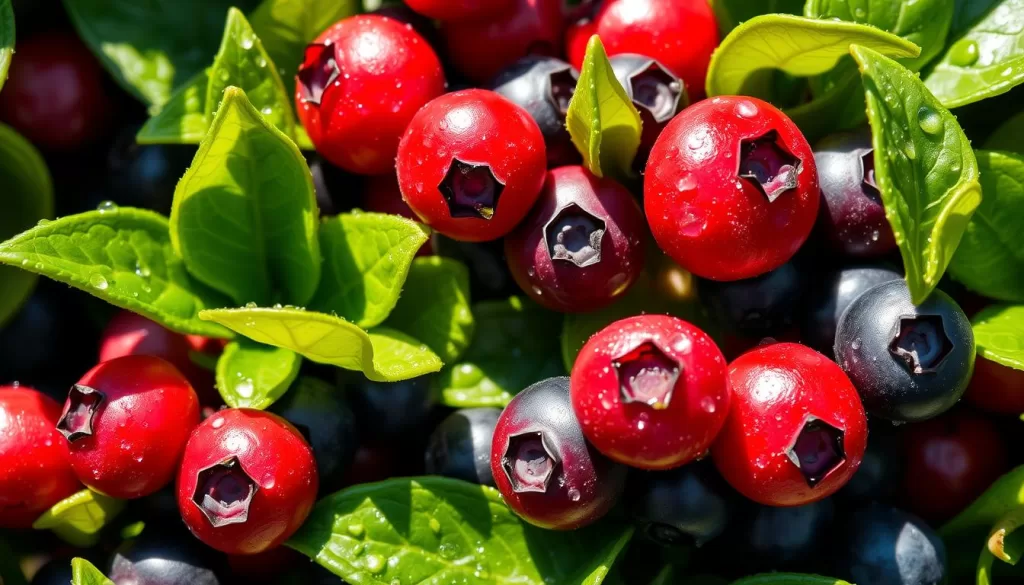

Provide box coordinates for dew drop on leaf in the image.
[917,106,944,136]
[89,274,109,291]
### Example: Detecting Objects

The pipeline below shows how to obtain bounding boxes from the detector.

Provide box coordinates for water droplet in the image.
[36,218,50,226]
[1002,66,1015,77]
[245,302,258,308]
[256,57,267,68]
[135,263,151,278]
[674,172,697,193]
[241,36,254,50]
[735,100,758,118]
[365,555,384,574]
[903,140,917,160]
[949,39,979,67]
[89,274,109,291]
[96,200,118,213]
[870,230,880,241]
[853,6,867,18]
[700,396,717,413]
[851,338,862,350]
[211,417,225,429]
[347,523,365,538]
[429,518,441,534]
[568,488,581,502]
[235,379,254,398]
[679,209,707,237]
[917,106,943,135]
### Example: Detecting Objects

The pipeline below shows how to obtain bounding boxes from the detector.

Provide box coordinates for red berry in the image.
[900,409,1009,524]
[404,0,514,22]
[177,408,318,555]
[965,356,1024,415]
[645,96,820,281]
[295,15,446,175]
[580,0,719,101]
[441,0,565,84]
[0,385,80,528]
[361,173,433,256]
[58,356,199,499]
[570,315,729,469]
[397,89,547,242]
[712,343,867,507]
[0,31,111,150]
[505,166,646,312]
[565,16,597,71]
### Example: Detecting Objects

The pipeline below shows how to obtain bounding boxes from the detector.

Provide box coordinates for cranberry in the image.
[58,356,199,499]
[295,15,446,175]
[0,385,80,528]
[441,0,565,84]
[570,315,729,469]
[360,173,432,256]
[504,166,647,312]
[712,343,868,507]
[491,377,627,530]
[645,96,820,281]
[0,31,112,150]
[177,408,318,555]
[965,356,1024,415]
[397,89,547,242]
[404,0,514,22]
[565,15,597,71]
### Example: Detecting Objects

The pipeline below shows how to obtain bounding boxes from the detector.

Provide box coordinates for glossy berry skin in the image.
[295,15,445,175]
[109,532,222,585]
[397,89,547,242]
[814,130,896,258]
[424,407,501,486]
[712,343,868,507]
[564,15,597,70]
[966,356,1024,415]
[177,408,318,555]
[491,377,627,530]
[59,356,199,499]
[505,166,647,313]
[404,0,514,22]
[609,54,687,169]
[698,261,806,340]
[344,374,436,444]
[581,0,719,101]
[629,460,733,548]
[571,315,729,469]
[900,410,1008,524]
[106,126,196,216]
[835,280,975,422]
[801,267,902,354]
[645,97,820,281]
[491,56,581,168]
[441,0,565,84]
[833,504,947,585]
[736,498,835,571]
[0,32,111,150]
[0,386,80,528]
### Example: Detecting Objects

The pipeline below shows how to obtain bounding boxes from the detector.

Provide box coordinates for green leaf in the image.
[711,0,804,36]
[729,576,852,585]
[971,304,1024,371]
[200,307,442,382]
[171,86,320,307]
[71,558,114,585]
[851,44,982,304]
[705,14,921,98]
[310,212,429,328]
[286,477,633,585]
[565,35,643,181]
[785,68,867,143]
[137,70,209,144]
[62,0,260,106]
[0,123,53,327]
[985,111,1024,154]
[437,297,564,408]
[0,208,232,337]
[384,257,475,363]
[216,338,301,409]
[0,539,28,585]
[33,489,125,548]
[943,466,1024,539]
[948,151,1024,302]
[924,0,1024,108]
[0,0,12,94]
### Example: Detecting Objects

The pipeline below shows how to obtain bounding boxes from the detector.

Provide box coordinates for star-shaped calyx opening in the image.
[543,203,606,267]
[613,341,682,410]
[738,130,801,203]
[296,43,341,106]
[628,61,684,124]
[192,457,258,528]
[547,67,578,116]
[889,314,954,375]
[56,384,105,442]
[502,431,559,494]
[439,159,505,220]
[785,416,846,487]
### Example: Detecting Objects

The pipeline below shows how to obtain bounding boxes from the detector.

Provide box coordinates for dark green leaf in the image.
[851,44,981,304]
[0,123,53,327]
[216,338,301,409]
[136,71,209,144]
[200,307,442,381]
[710,0,803,36]
[0,208,232,337]
[0,0,12,94]
[951,0,1000,36]
[384,256,475,363]
[949,151,1024,302]
[0,539,28,585]
[971,304,1024,370]
[984,111,1024,154]
[71,558,114,585]
[942,466,1024,539]
[785,68,866,143]
[310,212,429,328]
[287,477,633,585]
[33,489,125,548]
[728,576,851,585]
[171,86,320,307]
[437,297,564,408]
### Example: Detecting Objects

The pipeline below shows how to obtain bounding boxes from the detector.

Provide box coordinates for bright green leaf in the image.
[171,86,320,307]
[0,208,232,338]
[565,35,643,181]
[729,576,852,585]
[200,307,441,382]
[705,14,920,98]
[385,257,475,363]
[71,558,114,585]
[949,151,1024,302]
[33,489,125,548]
[0,0,12,94]
[287,477,633,585]
[971,304,1024,371]
[437,297,564,408]
[985,111,1024,154]
[851,44,981,304]
[711,0,803,36]
[216,338,301,409]
[942,465,1024,581]
[310,212,429,328]
[137,71,210,144]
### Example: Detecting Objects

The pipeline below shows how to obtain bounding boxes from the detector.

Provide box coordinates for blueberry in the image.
[343,373,437,444]
[832,504,947,585]
[629,460,734,548]
[109,531,222,585]
[802,266,902,354]
[698,261,806,339]
[432,235,518,301]
[838,420,905,503]
[737,498,835,571]
[425,407,501,486]
[609,53,686,170]
[107,125,196,215]
[835,280,975,422]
